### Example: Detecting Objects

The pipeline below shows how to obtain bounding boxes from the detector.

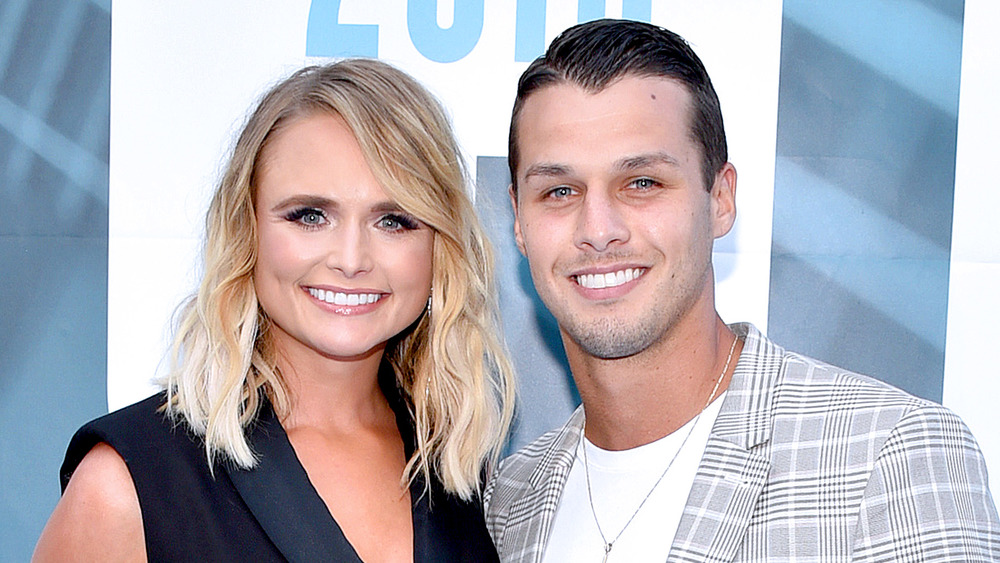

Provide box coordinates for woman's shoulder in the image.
[35,443,146,561]
[60,391,195,490]
[78,391,170,433]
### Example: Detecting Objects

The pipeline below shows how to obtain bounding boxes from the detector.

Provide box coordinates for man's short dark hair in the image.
[509,19,727,193]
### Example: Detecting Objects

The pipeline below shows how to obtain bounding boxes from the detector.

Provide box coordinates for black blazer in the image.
[61,391,499,562]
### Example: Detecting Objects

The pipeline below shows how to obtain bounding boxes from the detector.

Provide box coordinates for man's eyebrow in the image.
[522,163,572,180]
[616,152,681,171]
[520,152,681,182]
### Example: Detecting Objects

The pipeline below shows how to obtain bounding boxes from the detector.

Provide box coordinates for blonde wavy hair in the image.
[164,58,515,499]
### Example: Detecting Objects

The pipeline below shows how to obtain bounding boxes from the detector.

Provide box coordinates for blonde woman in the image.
[35,59,515,562]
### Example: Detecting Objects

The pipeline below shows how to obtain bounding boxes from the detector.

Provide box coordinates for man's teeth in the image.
[308,288,382,306]
[575,268,644,289]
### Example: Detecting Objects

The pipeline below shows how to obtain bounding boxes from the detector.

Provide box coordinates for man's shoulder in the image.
[734,323,965,446]
[737,323,938,414]
[776,348,937,415]
[762,341,980,462]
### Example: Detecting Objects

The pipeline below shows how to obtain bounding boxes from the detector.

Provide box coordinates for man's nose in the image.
[573,190,630,252]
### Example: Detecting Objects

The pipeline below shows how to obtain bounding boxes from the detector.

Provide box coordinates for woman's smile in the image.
[305,286,387,314]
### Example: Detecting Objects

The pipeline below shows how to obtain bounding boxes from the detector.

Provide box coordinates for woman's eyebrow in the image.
[370,201,406,214]
[270,195,336,212]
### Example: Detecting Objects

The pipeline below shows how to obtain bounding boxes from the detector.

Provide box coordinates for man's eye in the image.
[631,178,658,189]
[548,186,574,198]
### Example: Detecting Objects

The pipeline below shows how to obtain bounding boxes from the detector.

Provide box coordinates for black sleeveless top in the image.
[60,392,499,562]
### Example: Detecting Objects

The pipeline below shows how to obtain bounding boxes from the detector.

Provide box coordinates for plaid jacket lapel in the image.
[487,407,583,563]
[668,324,782,562]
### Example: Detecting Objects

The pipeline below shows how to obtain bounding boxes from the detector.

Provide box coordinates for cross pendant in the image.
[602,543,612,563]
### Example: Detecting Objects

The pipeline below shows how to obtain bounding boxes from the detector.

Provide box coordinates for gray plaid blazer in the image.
[485,323,1000,562]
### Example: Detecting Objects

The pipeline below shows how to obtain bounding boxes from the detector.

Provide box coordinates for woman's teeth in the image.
[308,288,382,306]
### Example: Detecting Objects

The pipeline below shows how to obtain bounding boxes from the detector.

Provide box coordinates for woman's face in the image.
[253,112,434,366]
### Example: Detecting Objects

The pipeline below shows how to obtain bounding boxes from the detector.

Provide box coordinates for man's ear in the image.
[710,163,737,239]
[510,185,527,256]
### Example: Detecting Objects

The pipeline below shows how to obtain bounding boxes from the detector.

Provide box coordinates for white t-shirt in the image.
[541,393,726,563]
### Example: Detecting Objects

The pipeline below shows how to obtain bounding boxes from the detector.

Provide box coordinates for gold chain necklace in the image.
[580,335,740,563]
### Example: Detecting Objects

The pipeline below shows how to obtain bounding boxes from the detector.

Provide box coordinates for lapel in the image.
[508,407,584,563]
[226,369,470,563]
[224,400,363,563]
[409,472,446,563]
[667,323,783,563]
[386,380,470,563]
[527,406,584,492]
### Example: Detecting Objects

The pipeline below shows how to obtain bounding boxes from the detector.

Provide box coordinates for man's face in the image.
[511,76,736,360]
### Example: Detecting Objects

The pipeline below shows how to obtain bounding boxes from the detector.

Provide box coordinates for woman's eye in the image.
[378,213,419,232]
[285,207,327,227]
[301,211,323,225]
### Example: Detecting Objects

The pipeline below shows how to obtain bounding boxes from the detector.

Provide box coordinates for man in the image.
[485,19,999,562]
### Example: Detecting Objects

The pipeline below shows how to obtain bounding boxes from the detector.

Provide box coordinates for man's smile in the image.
[572,267,646,289]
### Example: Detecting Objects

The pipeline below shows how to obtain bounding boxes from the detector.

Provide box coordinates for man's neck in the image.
[569,316,741,451]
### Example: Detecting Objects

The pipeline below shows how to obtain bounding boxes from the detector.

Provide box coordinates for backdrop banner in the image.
[105,0,997,488]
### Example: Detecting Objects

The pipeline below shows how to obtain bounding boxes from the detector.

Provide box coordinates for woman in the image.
[34,59,515,562]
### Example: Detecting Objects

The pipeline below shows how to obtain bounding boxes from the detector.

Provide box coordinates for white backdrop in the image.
[107,0,781,403]
[107,1,998,487]
[942,0,1000,495]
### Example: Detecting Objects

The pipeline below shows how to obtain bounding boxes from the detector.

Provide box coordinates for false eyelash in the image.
[381,213,420,230]
[284,207,326,225]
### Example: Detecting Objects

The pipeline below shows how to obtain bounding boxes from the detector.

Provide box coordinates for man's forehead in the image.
[516,75,694,140]
[513,75,697,176]
[525,73,692,104]
[518,77,694,141]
